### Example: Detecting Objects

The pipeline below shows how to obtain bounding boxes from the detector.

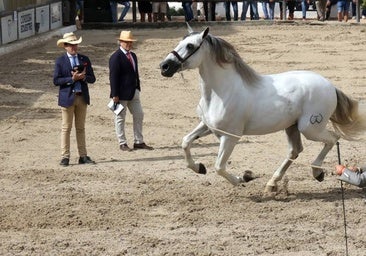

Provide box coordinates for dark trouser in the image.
[203,1,216,21]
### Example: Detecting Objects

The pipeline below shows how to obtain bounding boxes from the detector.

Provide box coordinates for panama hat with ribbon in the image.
[118,31,137,42]
[57,32,82,48]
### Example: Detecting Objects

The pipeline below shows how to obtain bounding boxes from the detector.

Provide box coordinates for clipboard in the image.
[107,99,124,115]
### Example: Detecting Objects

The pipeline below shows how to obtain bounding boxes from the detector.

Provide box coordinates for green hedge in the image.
[168,6,185,16]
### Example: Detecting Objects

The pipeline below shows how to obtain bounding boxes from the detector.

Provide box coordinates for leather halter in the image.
[169,38,205,64]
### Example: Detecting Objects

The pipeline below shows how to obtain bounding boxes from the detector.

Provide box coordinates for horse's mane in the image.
[205,34,261,85]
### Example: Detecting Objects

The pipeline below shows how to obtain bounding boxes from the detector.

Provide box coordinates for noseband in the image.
[170,38,205,64]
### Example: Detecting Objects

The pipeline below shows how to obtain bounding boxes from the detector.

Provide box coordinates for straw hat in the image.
[118,31,137,42]
[57,32,82,48]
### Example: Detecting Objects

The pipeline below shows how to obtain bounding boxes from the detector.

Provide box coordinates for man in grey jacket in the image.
[336,165,366,187]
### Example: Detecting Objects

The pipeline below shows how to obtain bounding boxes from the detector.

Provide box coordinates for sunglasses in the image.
[64,43,78,47]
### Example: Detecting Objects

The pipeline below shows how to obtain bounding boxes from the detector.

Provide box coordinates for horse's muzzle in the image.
[160,59,180,77]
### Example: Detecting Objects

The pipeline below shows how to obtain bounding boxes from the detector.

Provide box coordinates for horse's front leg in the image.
[215,135,243,186]
[182,121,212,175]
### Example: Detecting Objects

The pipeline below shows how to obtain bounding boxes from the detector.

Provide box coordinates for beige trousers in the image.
[114,89,144,146]
[61,95,87,159]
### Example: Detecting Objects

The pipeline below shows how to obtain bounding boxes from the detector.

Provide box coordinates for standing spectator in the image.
[279,0,296,20]
[302,0,310,20]
[351,0,356,19]
[109,31,154,152]
[288,0,296,20]
[315,0,327,20]
[325,0,337,19]
[263,0,276,20]
[203,1,216,21]
[76,0,83,21]
[53,32,96,166]
[152,2,167,22]
[262,0,270,19]
[138,1,152,22]
[75,0,84,29]
[241,0,259,20]
[182,1,194,21]
[268,0,276,19]
[193,1,206,20]
[337,0,350,21]
[225,1,239,21]
[192,0,199,20]
[110,1,130,23]
[166,3,172,21]
[192,1,200,20]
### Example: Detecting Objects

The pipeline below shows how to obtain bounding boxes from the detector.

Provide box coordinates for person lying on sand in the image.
[335,165,366,187]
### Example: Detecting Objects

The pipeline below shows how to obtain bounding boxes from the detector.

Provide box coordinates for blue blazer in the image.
[109,49,140,101]
[53,53,96,107]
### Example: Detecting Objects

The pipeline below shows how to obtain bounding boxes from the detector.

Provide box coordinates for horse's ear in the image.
[186,22,194,34]
[202,27,209,39]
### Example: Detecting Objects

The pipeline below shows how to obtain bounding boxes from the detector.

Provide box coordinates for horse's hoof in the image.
[243,170,256,182]
[315,171,325,182]
[198,163,207,174]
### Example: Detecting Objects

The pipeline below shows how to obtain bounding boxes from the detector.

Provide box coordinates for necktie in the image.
[70,55,77,67]
[70,55,81,93]
[126,51,134,70]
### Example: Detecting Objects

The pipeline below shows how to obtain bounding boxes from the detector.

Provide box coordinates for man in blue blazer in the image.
[53,32,96,166]
[109,30,153,152]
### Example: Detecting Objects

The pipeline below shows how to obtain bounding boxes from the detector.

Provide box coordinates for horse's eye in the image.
[187,43,194,51]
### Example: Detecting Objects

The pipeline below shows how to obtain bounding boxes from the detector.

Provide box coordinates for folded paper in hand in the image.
[108,99,124,115]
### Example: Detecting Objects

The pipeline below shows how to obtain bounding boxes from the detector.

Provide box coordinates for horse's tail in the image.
[330,88,366,140]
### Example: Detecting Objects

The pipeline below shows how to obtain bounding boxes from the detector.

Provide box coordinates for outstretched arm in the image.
[336,165,366,188]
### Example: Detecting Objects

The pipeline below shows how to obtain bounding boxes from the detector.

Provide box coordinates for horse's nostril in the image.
[162,64,169,71]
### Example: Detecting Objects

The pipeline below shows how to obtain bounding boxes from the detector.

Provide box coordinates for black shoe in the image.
[60,158,69,166]
[133,143,154,150]
[120,144,133,152]
[79,156,95,164]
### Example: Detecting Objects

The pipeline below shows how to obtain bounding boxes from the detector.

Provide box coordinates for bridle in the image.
[170,36,206,64]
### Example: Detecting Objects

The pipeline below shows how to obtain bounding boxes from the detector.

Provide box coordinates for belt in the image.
[75,92,82,96]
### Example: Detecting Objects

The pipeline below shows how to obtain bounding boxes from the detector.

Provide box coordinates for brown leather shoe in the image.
[120,143,132,152]
[133,143,153,150]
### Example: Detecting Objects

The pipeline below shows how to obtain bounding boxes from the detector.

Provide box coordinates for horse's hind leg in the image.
[182,121,212,175]
[265,124,303,193]
[303,129,340,182]
[215,135,242,186]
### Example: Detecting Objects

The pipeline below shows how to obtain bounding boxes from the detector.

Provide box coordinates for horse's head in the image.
[160,24,209,77]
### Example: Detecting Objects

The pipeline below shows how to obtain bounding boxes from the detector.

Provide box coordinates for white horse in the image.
[159,25,366,192]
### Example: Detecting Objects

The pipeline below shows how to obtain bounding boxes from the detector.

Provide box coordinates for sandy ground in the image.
[1,22,366,255]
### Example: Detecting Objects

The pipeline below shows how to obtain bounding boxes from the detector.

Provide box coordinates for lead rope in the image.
[337,142,349,256]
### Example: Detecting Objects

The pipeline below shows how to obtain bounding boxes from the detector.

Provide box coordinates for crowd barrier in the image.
[0,0,362,47]
[0,0,63,46]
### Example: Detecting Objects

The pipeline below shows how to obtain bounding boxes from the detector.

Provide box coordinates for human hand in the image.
[71,70,86,81]
[349,166,361,172]
[335,165,346,175]
[112,96,119,103]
